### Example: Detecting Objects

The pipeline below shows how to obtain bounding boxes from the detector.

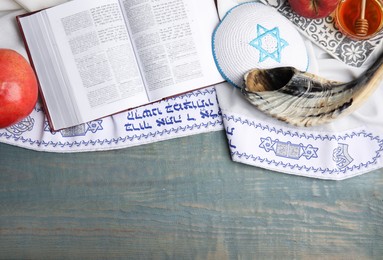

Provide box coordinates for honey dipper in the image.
[355,0,369,36]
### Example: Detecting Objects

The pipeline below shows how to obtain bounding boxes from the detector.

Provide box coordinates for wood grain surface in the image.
[0,130,383,259]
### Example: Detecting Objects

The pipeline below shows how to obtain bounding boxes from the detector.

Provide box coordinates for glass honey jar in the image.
[335,0,383,40]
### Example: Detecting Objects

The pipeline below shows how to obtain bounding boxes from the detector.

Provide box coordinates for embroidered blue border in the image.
[165,87,217,101]
[0,121,222,148]
[0,88,223,149]
[223,113,383,175]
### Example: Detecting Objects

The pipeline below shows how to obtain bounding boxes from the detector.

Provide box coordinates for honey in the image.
[335,0,383,40]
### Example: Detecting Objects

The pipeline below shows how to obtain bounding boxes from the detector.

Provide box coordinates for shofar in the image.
[242,50,383,127]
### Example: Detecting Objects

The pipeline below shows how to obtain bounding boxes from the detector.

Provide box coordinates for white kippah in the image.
[213,2,310,88]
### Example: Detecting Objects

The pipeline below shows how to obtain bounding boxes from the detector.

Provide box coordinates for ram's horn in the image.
[242,51,383,127]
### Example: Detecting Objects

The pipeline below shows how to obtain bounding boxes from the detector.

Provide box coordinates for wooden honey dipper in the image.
[355,0,369,36]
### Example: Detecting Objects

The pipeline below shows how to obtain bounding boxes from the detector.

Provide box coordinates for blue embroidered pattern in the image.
[259,137,318,160]
[249,24,288,63]
[6,116,35,136]
[223,113,383,175]
[0,88,223,149]
[54,120,104,137]
[0,121,222,149]
[333,143,354,169]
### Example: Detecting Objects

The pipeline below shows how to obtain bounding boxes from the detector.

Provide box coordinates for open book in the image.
[18,0,223,131]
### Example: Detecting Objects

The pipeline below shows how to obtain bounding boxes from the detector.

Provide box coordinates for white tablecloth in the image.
[214,0,383,180]
[1,0,383,180]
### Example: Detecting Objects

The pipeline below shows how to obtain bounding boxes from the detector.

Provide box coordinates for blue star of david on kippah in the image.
[249,24,288,63]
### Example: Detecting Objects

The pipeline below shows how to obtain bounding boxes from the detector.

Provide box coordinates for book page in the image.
[44,0,149,125]
[120,0,223,101]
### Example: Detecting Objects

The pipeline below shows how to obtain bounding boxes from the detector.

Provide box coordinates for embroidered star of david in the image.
[249,24,288,63]
[87,120,103,133]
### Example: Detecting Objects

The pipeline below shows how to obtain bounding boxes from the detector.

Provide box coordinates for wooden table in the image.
[0,130,382,259]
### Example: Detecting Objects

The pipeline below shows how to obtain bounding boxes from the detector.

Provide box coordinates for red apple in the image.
[0,49,38,128]
[288,0,339,19]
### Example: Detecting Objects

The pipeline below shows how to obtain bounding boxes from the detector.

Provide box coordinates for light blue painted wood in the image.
[0,131,382,259]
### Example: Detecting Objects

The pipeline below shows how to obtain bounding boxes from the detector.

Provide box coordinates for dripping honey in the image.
[335,0,383,39]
